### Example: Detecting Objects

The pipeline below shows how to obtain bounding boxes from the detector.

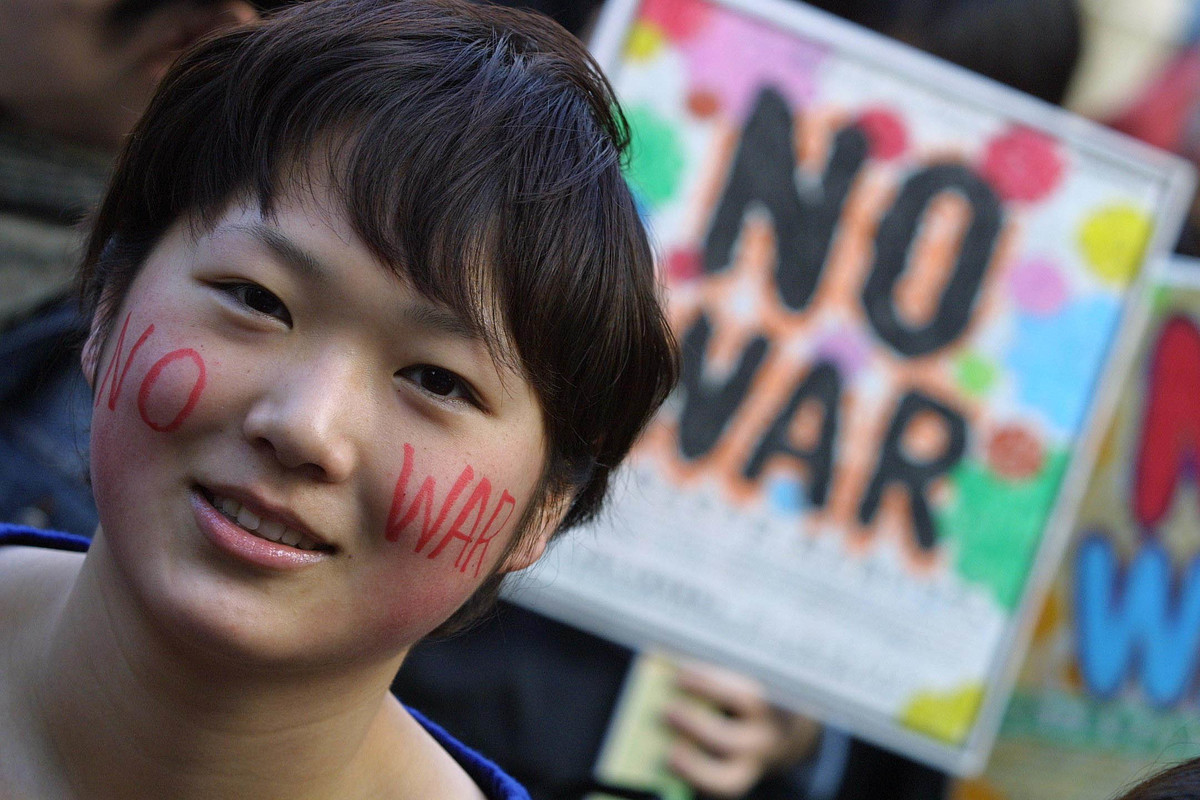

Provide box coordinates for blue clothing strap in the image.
[0,523,89,551]
[408,706,532,800]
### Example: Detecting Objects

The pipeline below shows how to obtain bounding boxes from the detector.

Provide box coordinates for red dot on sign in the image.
[856,108,907,161]
[986,425,1044,481]
[980,126,1064,203]
[642,0,711,40]
[687,89,721,119]
[666,249,701,283]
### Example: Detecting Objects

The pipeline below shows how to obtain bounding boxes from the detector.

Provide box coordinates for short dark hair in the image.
[80,0,677,562]
[1113,756,1200,800]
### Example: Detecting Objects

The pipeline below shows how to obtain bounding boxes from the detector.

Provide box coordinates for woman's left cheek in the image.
[135,347,208,432]
[94,314,210,436]
[380,442,521,580]
[91,318,211,519]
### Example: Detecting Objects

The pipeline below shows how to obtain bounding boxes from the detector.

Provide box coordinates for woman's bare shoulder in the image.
[372,696,490,800]
[0,545,83,638]
[0,547,82,800]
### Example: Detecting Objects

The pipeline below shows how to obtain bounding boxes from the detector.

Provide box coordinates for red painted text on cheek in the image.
[385,443,517,578]
[96,312,207,432]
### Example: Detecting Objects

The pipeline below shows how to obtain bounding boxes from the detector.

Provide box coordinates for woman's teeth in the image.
[211,494,324,551]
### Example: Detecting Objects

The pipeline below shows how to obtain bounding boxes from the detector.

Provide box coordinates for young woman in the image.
[0,2,678,797]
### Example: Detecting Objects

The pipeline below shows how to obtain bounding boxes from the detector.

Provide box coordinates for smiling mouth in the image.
[200,489,334,553]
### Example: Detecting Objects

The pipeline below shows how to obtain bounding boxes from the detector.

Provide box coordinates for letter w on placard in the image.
[676,312,768,461]
[1075,535,1200,706]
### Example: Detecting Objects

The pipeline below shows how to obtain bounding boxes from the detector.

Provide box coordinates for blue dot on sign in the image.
[1188,6,1200,44]
[1004,294,1120,434]
[767,476,807,514]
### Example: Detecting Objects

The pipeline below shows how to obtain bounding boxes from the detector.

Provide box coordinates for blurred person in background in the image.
[1062,0,1200,252]
[806,0,1081,104]
[0,0,258,150]
[495,0,1082,105]
[0,0,258,536]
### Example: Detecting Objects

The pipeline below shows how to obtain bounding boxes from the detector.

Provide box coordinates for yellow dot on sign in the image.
[625,21,666,61]
[1079,205,1153,287]
[899,683,984,744]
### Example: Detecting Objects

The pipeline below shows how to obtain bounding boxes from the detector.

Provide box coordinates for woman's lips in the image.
[191,489,334,570]
[206,490,329,552]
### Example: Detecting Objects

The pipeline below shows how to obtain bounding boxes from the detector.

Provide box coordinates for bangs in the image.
[152,1,626,367]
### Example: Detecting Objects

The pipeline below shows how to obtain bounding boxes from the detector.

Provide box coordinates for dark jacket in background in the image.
[394,602,947,800]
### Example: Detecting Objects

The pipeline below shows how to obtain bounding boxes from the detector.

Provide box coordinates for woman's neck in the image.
[19,539,425,800]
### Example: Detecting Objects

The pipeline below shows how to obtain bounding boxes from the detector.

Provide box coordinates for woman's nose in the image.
[241,353,363,483]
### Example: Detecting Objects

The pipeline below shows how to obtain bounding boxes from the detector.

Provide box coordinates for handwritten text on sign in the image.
[663,87,1003,555]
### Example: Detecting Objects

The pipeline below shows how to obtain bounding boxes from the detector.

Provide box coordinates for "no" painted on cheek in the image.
[385,443,516,578]
[96,312,207,432]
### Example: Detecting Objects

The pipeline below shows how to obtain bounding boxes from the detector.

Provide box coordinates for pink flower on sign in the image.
[642,0,712,41]
[815,327,872,377]
[1008,256,1068,316]
[980,126,1065,203]
[856,108,908,161]
[682,10,827,122]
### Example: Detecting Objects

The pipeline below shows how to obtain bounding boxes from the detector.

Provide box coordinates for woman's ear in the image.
[498,527,553,574]
[81,280,126,393]
[498,491,572,574]
[81,320,103,391]
[81,293,118,391]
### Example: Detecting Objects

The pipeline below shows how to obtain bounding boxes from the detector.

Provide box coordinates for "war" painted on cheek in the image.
[385,443,517,578]
[96,311,207,432]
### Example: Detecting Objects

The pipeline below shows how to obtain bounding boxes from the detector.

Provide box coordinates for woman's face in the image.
[85,186,555,671]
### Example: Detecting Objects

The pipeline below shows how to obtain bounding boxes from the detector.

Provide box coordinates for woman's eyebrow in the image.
[404,302,484,343]
[227,221,486,343]
[230,222,331,283]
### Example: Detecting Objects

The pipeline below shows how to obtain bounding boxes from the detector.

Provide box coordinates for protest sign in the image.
[509,0,1195,773]
[953,259,1200,799]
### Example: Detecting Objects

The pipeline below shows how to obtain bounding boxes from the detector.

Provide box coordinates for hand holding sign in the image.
[665,660,821,798]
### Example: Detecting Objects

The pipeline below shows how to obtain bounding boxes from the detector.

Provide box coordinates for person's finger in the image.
[672,659,771,718]
[663,696,774,758]
[667,735,761,800]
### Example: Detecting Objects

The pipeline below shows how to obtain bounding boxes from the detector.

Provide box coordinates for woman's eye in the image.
[223,283,291,324]
[398,365,475,403]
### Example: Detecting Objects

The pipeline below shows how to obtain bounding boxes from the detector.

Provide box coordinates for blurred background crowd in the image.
[3,0,1199,798]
